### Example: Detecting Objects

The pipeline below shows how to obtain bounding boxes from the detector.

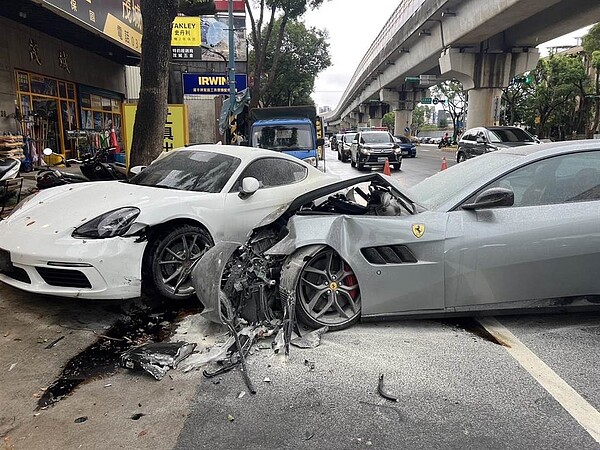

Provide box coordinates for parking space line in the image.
[478,317,600,444]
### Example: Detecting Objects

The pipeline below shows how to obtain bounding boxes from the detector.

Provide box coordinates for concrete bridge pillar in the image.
[368,103,388,128]
[395,110,412,136]
[439,48,539,129]
[358,105,369,128]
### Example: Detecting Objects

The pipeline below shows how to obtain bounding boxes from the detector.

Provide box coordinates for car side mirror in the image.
[353,139,358,144]
[316,138,325,147]
[462,187,514,210]
[476,137,486,144]
[129,165,146,176]
[238,177,260,199]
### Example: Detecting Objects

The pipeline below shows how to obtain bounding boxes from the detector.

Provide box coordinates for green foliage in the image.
[411,106,426,129]
[529,55,588,139]
[382,112,395,130]
[582,23,600,55]
[259,20,331,106]
[246,0,330,107]
[430,80,466,138]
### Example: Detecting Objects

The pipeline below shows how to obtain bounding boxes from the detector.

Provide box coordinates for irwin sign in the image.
[182,73,248,95]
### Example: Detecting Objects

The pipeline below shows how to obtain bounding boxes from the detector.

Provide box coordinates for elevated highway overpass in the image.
[325,0,600,134]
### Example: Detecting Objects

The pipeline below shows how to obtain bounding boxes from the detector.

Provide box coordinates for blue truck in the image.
[249,106,325,168]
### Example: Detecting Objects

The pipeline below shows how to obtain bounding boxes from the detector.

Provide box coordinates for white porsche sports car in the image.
[0,145,337,300]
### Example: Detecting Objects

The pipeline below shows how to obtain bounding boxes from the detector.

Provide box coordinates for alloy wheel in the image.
[296,248,361,330]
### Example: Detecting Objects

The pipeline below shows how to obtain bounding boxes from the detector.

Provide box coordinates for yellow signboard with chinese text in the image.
[122,104,189,165]
[171,17,201,47]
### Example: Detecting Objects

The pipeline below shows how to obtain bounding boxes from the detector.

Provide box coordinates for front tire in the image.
[145,225,213,300]
[294,247,361,331]
[457,152,467,163]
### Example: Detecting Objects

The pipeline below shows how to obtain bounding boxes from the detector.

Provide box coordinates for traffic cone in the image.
[383,158,391,176]
[440,157,448,171]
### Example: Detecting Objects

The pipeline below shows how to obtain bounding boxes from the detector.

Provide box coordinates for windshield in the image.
[129,150,241,193]
[362,132,393,144]
[253,124,314,151]
[489,128,535,143]
[342,133,355,143]
[409,153,522,210]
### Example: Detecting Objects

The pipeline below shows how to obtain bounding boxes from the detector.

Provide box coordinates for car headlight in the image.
[303,157,317,167]
[72,207,140,239]
[360,147,371,155]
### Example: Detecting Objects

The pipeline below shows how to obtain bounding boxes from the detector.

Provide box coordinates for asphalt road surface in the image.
[322,143,456,188]
[175,145,600,450]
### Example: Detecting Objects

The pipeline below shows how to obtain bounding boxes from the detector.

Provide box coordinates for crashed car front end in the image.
[193,173,423,330]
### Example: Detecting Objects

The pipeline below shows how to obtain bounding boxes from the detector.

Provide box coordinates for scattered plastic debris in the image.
[131,413,145,421]
[8,363,16,372]
[104,383,112,388]
[74,416,88,423]
[44,335,65,349]
[121,341,196,380]
[227,414,235,422]
[238,391,246,399]
[304,432,314,441]
[377,374,399,402]
[271,328,285,354]
[263,377,271,383]
[181,336,236,372]
[291,326,329,349]
[304,359,315,371]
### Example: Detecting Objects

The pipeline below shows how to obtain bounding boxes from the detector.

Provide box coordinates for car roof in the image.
[179,144,313,165]
[497,139,599,158]
[360,130,389,134]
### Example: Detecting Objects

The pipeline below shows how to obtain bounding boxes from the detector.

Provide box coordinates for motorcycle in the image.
[438,136,451,149]
[36,147,127,190]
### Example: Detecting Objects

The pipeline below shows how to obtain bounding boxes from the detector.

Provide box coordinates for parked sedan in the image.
[195,140,600,330]
[0,145,337,301]
[337,132,355,162]
[350,130,402,170]
[456,126,539,163]
[394,135,417,158]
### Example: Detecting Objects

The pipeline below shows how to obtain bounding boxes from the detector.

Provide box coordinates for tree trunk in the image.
[129,0,177,169]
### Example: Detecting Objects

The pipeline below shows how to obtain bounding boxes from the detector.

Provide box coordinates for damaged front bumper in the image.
[192,241,242,324]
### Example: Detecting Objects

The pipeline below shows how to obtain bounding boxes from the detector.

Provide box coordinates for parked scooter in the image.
[36,147,128,189]
[36,149,88,189]
[78,147,128,181]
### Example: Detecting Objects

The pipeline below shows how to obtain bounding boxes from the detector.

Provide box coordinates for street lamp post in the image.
[228,0,236,100]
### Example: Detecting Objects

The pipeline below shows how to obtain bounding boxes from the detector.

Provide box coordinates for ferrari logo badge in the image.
[412,224,425,239]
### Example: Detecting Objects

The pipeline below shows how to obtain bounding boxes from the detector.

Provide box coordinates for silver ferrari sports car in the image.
[194,140,600,330]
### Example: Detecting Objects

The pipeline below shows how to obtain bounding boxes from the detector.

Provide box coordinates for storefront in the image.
[0,2,137,165]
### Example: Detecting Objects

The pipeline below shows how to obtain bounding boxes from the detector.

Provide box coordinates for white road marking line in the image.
[478,317,600,444]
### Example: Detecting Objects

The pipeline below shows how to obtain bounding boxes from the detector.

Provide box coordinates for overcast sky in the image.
[302,1,593,110]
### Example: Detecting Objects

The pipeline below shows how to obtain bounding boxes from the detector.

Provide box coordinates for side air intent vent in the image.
[361,245,417,265]
[36,267,92,289]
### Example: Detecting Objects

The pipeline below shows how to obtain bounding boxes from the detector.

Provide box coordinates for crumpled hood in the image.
[4,181,197,235]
